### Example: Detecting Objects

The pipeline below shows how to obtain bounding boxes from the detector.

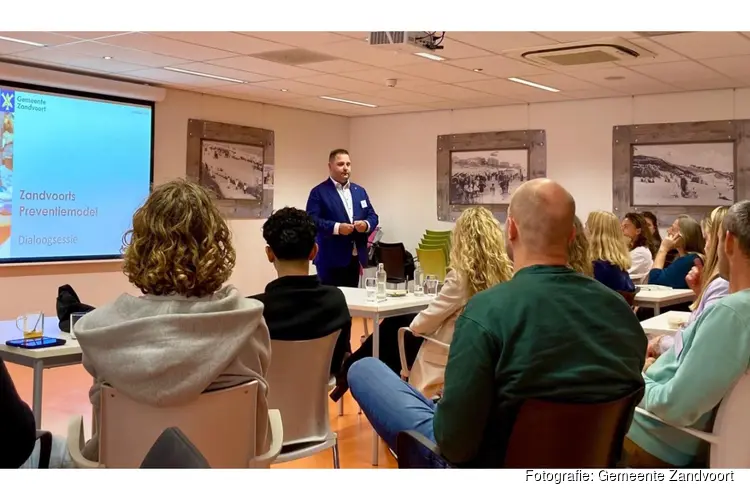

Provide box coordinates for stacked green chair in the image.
[416,229,452,281]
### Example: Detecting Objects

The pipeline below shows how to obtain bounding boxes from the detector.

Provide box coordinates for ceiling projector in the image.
[368,32,445,52]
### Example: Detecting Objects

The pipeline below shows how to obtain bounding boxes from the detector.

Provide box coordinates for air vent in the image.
[504,37,657,68]
[538,50,621,66]
[252,48,336,65]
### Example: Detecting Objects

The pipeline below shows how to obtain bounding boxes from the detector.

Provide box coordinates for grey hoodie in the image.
[74,284,271,462]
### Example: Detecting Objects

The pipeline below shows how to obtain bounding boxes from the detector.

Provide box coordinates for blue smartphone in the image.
[6,337,67,349]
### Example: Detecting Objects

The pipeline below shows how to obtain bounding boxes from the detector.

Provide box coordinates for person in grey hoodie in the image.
[74,179,271,463]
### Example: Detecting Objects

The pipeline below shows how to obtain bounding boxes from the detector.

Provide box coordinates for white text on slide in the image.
[19,190,76,201]
[19,206,98,217]
[17,235,78,246]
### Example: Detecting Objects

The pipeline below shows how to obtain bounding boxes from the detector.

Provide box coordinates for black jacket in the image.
[0,359,36,468]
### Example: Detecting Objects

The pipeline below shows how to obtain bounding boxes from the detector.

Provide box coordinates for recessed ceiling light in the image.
[103,56,112,60]
[473,68,483,72]
[280,88,288,92]
[414,52,445,62]
[507,77,560,93]
[163,67,246,84]
[319,96,377,108]
[0,35,46,47]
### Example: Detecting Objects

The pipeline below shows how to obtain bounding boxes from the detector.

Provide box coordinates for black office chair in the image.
[139,427,210,468]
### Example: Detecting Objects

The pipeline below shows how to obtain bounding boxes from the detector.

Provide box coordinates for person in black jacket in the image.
[251,207,352,377]
[0,358,37,468]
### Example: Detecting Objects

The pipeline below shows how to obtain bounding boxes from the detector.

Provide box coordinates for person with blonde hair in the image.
[568,215,593,277]
[74,179,272,463]
[586,210,636,293]
[648,215,705,289]
[334,206,513,399]
[645,206,730,365]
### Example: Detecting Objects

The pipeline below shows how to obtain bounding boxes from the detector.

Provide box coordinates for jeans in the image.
[348,357,436,453]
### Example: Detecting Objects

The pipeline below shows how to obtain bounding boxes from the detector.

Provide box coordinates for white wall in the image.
[350,88,750,253]
[0,89,349,319]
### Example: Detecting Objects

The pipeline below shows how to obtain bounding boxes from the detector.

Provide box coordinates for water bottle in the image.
[413,261,424,296]
[376,263,387,301]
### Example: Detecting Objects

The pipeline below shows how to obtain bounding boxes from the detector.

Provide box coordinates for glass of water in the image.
[365,277,377,302]
[70,312,87,340]
[424,275,439,296]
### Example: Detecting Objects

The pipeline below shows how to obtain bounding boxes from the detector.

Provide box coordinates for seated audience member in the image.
[586,210,636,293]
[642,211,663,258]
[648,215,705,289]
[348,179,647,467]
[568,215,593,277]
[622,212,654,278]
[332,207,513,400]
[74,179,271,463]
[251,207,352,376]
[625,201,750,468]
[647,206,730,364]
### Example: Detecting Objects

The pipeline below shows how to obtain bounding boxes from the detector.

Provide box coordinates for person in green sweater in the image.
[625,200,750,468]
[347,179,647,467]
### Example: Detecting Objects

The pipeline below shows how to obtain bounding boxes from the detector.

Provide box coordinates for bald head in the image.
[507,179,576,255]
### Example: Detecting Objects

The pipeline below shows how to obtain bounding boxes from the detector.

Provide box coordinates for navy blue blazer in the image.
[305,179,379,272]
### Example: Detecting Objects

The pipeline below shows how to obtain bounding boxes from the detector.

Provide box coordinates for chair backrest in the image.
[425,230,452,238]
[503,388,643,468]
[618,290,636,306]
[374,242,407,281]
[139,427,210,468]
[266,330,341,446]
[99,381,258,468]
[708,370,750,467]
[416,247,447,282]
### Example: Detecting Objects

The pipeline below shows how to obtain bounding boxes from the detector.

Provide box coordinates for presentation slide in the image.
[0,82,153,263]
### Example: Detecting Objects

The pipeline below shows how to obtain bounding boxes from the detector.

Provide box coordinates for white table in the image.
[339,287,433,466]
[634,288,695,315]
[0,320,83,428]
[640,311,691,337]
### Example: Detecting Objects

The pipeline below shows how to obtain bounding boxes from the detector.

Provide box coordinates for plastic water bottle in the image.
[376,263,387,301]
[413,261,424,296]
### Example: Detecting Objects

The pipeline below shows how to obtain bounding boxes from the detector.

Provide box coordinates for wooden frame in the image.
[186,118,274,219]
[436,130,547,222]
[613,120,750,228]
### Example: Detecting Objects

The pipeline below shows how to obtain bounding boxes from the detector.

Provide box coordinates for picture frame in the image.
[436,129,547,222]
[612,120,750,228]
[186,118,274,219]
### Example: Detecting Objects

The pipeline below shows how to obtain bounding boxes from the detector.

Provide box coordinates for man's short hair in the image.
[723,200,750,256]
[329,148,349,163]
[262,207,317,261]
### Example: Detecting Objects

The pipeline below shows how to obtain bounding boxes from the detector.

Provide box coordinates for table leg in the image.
[371,313,380,466]
[654,305,660,316]
[32,360,44,429]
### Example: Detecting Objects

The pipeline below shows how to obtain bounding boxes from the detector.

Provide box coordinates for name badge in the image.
[360,199,368,208]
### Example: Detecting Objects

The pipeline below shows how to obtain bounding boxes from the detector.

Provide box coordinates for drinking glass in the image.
[424,275,439,296]
[16,312,44,339]
[70,312,87,340]
[365,277,377,302]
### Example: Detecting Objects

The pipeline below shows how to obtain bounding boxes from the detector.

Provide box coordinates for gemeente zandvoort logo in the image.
[0,90,14,112]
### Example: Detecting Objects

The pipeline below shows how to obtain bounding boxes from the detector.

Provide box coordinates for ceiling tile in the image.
[335,68,434,90]
[297,72,401,93]
[448,55,548,78]
[251,79,335,96]
[98,32,238,61]
[361,88,442,104]
[615,37,686,66]
[562,88,626,100]
[655,32,750,59]
[321,93,402,107]
[672,77,744,92]
[6,51,146,74]
[631,61,723,82]
[394,62,491,84]
[124,68,238,87]
[209,55,322,79]
[55,32,133,41]
[460,78,568,100]
[356,104,435,115]
[297,59,373,73]
[314,40,420,67]
[0,32,79,54]
[516,73,602,91]
[290,95,369,112]
[243,32,354,47]
[415,83,495,101]
[148,32,293,55]
[430,39,494,60]
[445,32,556,53]
[536,32,639,43]
[163,62,277,83]
[569,66,676,92]
[35,41,189,68]
[212,83,302,100]
[333,32,370,41]
[701,55,750,79]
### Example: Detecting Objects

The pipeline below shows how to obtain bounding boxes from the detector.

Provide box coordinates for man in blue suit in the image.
[306,148,379,287]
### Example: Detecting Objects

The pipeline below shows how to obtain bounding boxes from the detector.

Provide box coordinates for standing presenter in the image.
[306,148,379,287]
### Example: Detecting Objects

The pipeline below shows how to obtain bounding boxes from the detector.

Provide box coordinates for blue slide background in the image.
[4,88,152,261]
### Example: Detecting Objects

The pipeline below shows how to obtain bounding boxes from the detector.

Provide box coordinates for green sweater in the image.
[627,289,750,466]
[432,265,647,467]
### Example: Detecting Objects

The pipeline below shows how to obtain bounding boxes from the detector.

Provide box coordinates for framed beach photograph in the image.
[449,149,529,205]
[436,130,547,222]
[186,119,274,219]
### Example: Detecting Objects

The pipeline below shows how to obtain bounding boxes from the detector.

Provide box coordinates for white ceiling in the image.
[2,31,750,117]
